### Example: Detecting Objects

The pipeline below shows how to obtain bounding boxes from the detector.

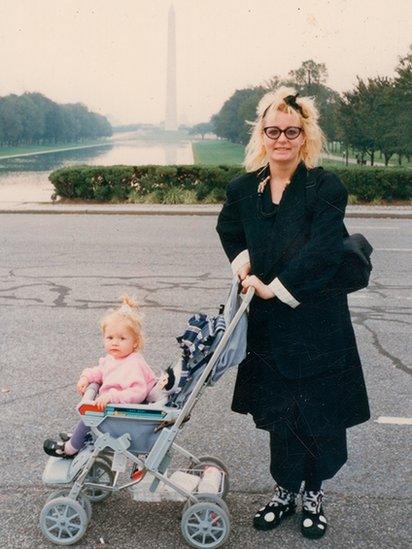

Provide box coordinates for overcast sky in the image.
[0,0,410,125]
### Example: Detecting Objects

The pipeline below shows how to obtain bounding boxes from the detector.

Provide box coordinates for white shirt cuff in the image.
[268,277,300,308]
[231,250,250,276]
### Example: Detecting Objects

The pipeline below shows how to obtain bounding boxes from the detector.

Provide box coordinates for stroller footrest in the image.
[42,457,72,485]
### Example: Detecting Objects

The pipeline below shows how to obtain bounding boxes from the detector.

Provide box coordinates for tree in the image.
[286,60,341,143]
[0,92,112,145]
[189,122,214,139]
[212,87,266,144]
[392,45,412,162]
[339,75,405,166]
[289,59,328,90]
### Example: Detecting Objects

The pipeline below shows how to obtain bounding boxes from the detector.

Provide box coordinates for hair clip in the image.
[283,93,308,118]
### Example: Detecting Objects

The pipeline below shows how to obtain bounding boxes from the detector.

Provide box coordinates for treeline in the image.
[112,123,158,133]
[211,47,412,166]
[0,92,112,146]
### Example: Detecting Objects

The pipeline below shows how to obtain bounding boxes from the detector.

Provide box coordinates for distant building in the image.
[165,5,177,131]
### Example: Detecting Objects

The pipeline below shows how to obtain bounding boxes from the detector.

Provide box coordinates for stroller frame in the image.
[40,287,254,548]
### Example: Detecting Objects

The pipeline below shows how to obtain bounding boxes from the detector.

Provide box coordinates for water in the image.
[0,132,194,203]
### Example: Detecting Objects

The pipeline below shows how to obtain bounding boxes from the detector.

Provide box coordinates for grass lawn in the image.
[0,138,111,158]
[192,140,245,165]
[191,139,410,172]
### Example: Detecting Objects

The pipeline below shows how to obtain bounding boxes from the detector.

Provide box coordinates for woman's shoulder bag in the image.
[305,167,373,294]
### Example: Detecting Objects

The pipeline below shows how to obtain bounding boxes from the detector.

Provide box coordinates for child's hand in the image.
[155,373,169,391]
[93,393,112,412]
[77,376,89,395]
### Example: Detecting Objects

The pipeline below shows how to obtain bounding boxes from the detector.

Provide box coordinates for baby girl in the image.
[44,295,158,458]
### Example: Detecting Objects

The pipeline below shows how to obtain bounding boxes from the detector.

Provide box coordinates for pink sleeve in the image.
[81,357,105,384]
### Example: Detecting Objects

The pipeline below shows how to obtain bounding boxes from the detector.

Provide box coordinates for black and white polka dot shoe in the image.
[253,485,297,531]
[301,490,327,539]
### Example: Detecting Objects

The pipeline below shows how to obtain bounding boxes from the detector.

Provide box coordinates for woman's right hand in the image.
[237,262,251,282]
[77,376,89,395]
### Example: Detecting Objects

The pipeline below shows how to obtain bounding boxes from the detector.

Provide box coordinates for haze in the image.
[0,0,410,125]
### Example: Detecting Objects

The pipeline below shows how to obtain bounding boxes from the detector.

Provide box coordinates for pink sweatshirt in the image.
[81,351,157,404]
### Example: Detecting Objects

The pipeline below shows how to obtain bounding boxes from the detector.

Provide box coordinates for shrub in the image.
[332,167,412,201]
[49,164,411,203]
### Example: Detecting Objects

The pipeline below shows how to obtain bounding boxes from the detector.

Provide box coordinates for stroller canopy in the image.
[170,278,248,407]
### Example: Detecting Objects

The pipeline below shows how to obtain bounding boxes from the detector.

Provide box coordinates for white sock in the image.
[303,489,324,514]
[64,440,79,456]
[271,484,297,506]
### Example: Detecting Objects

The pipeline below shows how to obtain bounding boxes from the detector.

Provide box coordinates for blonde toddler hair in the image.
[244,86,326,172]
[100,294,144,350]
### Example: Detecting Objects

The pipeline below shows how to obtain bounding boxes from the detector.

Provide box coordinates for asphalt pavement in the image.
[0,213,411,548]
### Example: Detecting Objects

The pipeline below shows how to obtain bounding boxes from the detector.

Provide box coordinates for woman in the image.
[216,87,370,539]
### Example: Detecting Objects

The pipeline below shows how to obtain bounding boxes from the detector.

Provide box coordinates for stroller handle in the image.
[239,285,255,310]
[76,382,100,411]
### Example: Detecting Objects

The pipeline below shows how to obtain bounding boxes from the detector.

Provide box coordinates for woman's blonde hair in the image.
[244,86,326,172]
[100,294,144,350]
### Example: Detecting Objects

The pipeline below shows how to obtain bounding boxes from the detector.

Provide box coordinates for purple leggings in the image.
[70,420,90,451]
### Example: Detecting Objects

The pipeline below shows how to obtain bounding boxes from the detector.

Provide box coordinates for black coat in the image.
[216,162,370,432]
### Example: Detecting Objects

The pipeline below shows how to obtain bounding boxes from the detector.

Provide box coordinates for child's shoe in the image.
[301,489,327,539]
[253,484,297,530]
[58,432,72,442]
[43,438,75,459]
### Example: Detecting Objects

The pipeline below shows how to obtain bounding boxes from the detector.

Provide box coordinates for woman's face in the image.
[262,109,305,166]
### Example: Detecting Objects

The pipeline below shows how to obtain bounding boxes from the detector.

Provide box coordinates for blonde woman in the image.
[216,87,370,539]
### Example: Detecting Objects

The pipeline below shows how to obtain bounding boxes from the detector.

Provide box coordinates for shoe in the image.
[301,489,327,539]
[43,438,75,459]
[301,506,327,539]
[253,485,297,531]
[58,432,72,442]
[254,500,296,530]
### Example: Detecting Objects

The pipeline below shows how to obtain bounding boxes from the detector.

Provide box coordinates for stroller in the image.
[40,282,254,548]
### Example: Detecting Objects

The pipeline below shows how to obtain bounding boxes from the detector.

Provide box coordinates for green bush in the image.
[49,164,242,202]
[49,164,411,203]
[332,167,412,201]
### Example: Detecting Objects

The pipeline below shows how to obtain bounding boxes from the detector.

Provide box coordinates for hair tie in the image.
[119,304,133,316]
[283,93,308,118]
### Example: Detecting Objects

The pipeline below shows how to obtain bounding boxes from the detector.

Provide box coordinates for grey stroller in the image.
[40,282,254,548]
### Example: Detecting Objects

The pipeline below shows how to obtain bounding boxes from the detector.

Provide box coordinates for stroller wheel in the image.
[40,496,88,545]
[183,494,230,519]
[188,456,230,498]
[46,489,92,521]
[181,501,230,548]
[82,458,114,503]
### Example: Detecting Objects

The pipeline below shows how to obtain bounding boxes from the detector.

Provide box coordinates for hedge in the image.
[49,164,411,203]
[49,165,243,203]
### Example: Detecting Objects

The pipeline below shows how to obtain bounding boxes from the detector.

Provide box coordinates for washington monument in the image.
[165,5,177,131]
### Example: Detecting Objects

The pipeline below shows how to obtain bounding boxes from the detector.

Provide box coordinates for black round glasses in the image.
[263,126,303,140]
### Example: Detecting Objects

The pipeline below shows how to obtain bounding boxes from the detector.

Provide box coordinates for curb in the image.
[0,208,411,218]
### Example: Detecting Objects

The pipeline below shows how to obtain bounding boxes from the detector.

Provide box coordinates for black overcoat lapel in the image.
[262,163,308,278]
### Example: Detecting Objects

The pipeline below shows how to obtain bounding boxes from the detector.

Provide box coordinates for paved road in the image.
[0,214,411,548]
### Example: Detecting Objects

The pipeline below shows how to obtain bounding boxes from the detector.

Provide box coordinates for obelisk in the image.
[165,5,177,131]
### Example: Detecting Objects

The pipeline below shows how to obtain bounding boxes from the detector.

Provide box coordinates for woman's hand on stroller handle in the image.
[241,274,275,300]
[236,261,251,282]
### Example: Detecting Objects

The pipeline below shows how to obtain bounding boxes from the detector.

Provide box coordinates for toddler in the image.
[44,295,157,458]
